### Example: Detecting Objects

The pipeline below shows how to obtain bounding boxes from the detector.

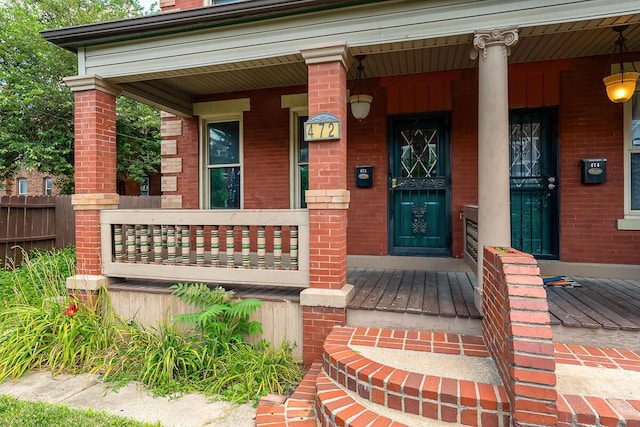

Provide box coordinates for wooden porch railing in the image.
[462,204,478,273]
[100,209,309,287]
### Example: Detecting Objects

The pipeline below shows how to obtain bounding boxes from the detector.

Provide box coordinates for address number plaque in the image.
[304,113,342,142]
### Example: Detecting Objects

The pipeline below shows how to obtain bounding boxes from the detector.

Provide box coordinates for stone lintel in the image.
[71,193,120,211]
[305,189,350,210]
[300,284,354,308]
[300,42,351,69]
[66,275,118,292]
[63,75,122,96]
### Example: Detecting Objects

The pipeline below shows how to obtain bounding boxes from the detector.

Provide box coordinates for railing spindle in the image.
[211,225,219,267]
[257,226,266,269]
[181,226,190,265]
[274,226,282,270]
[196,225,205,266]
[153,225,162,264]
[290,226,298,271]
[127,225,136,263]
[114,224,123,262]
[140,225,149,264]
[167,225,176,264]
[242,226,250,269]
[226,225,235,268]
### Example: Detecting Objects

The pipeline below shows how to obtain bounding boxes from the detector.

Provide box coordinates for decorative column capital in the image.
[300,42,351,70]
[71,193,120,210]
[63,75,122,96]
[471,27,519,61]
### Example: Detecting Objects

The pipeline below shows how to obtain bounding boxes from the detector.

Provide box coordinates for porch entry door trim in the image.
[388,113,452,256]
[509,107,559,259]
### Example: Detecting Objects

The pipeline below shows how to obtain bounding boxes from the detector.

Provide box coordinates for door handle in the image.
[548,183,556,190]
[391,178,397,189]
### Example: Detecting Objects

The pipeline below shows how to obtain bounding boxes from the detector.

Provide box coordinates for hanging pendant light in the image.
[603,25,639,103]
[349,55,373,120]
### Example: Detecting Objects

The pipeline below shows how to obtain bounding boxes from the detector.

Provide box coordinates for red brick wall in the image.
[160,0,203,13]
[2,168,61,196]
[482,246,557,427]
[171,55,639,265]
[558,55,640,264]
[451,68,479,257]
[346,80,388,255]
[302,306,346,366]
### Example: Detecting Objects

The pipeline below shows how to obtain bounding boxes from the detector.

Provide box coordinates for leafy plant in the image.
[171,283,263,347]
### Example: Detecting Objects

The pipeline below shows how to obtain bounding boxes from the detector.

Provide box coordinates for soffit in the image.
[114,17,640,100]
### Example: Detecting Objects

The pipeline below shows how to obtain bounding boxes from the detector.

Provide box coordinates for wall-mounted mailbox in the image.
[355,165,373,188]
[580,158,606,184]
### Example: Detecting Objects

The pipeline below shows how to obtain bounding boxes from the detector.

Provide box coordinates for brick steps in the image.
[320,326,511,426]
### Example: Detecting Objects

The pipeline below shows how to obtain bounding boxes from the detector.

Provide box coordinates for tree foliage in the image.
[0,0,160,193]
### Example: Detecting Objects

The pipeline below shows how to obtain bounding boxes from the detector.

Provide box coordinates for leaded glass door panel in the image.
[509,108,559,259]
[389,115,451,256]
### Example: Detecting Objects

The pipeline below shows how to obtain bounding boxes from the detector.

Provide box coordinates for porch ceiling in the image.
[114,16,640,112]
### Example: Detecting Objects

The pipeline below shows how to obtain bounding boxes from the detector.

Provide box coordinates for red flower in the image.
[63,303,78,317]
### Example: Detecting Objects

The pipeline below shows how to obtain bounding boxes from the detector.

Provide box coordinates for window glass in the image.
[207,121,241,209]
[297,116,309,208]
[140,177,150,196]
[208,122,239,165]
[18,179,27,196]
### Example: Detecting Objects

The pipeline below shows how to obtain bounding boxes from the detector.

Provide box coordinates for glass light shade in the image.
[349,94,373,120]
[603,72,640,103]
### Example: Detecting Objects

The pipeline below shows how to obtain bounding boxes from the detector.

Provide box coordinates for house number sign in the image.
[304,113,342,142]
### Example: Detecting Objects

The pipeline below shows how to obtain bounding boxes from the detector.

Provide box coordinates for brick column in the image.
[63,76,121,300]
[299,43,354,366]
[471,28,519,312]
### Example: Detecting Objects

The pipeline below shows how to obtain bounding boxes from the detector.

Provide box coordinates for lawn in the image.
[0,395,160,427]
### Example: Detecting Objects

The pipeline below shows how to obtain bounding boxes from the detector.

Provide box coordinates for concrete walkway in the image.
[0,370,256,427]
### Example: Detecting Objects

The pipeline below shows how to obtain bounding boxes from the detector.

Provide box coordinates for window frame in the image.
[17,178,28,196]
[199,114,244,209]
[43,177,52,195]
[619,86,640,230]
[290,109,309,209]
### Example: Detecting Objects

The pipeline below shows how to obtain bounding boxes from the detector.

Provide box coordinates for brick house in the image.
[42,0,640,368]
[1,167,60,196]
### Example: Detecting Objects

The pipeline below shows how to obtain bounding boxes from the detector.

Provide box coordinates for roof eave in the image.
[40,0,384,52]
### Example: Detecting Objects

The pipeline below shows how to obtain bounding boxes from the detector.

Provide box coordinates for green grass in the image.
[0,395,160,427]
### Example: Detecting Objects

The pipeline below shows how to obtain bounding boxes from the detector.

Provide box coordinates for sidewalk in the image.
[0,370,256,427]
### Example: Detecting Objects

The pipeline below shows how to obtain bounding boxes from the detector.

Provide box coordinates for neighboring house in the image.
[41,0,640,367]
[1,168,59,196]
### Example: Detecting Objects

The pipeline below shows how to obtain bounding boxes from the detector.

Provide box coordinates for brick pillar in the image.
[299,43,354,366]
[63,76,121,298]
[471,28,519,312]
[482,246,557,426]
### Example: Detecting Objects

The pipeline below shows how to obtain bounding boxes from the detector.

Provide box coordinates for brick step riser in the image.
[322,347,511,426]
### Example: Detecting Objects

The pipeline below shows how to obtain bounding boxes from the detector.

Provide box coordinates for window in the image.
[17,178,27,196]
[140,176,150,196]
[295,115,309,208]
[43,177,52,195]
[619,88,640,230]
[206,121,241,209]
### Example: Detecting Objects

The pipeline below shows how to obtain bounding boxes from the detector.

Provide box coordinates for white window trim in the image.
[43,177,52,196]
[17,178,28,196]
[618,68,640,230]
[282,94,308,209]
[195,98,250,210]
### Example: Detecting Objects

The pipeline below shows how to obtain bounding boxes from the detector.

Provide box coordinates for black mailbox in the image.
[355,165,373,188]
[580,159,606,184]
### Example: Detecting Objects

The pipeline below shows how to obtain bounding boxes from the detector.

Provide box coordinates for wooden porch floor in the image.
[347,268,640,332]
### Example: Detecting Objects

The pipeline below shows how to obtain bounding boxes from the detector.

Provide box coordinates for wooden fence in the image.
[0,195,161,268]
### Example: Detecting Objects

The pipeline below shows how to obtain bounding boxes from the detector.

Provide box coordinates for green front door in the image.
[389,115,451,256]
[509,108,559,259]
